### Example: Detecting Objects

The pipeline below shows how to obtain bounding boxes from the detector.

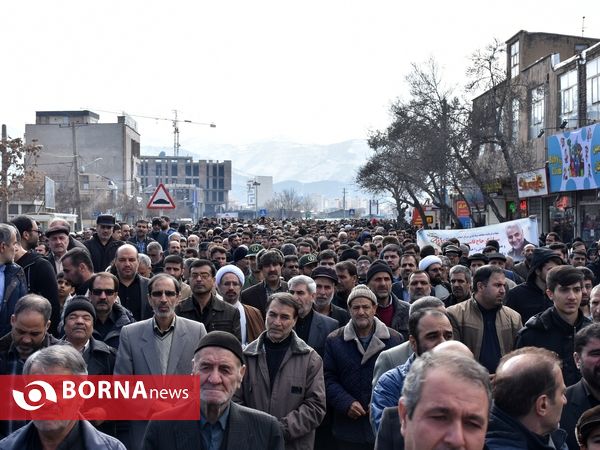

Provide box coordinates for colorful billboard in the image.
[547,123,600,193]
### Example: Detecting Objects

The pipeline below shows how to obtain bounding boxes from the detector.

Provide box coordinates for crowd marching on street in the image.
[2,213,600,450]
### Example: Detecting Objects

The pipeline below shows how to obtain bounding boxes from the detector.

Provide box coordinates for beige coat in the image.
[236,331,326,450]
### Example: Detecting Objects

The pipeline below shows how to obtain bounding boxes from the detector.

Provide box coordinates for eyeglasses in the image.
[91,288,116,296]
[150,290,178,298]
[30,229,42,235]
[191,272,212,280]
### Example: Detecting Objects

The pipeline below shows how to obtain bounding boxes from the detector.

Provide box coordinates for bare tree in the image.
[0,126,41,222]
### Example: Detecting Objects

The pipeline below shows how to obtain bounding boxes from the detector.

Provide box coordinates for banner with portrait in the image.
[416,217,539,262]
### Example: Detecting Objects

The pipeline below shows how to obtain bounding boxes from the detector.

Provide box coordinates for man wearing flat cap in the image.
[142,331,284,450]
[84,214,124,273]
[576,405,600,450]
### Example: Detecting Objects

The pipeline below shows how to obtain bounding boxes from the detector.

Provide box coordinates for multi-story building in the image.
[25,110,142,227]
[474,31,600,243]
[140,153,232,219]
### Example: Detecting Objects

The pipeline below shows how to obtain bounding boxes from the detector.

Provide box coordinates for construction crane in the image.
[85,108,216,156]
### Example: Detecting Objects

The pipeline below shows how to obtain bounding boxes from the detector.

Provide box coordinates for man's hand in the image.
[347,401,367,419]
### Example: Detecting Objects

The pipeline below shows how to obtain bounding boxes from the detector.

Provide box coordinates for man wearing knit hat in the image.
[419,255,451,302]
[215,264,264,346]
[143,331,285,449]
[366,260,409,339]
[61,296,116,375]
[506,247,564,322]
[324,285,404,449]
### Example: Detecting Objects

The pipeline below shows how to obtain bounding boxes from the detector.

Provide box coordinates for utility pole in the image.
[342,188,347,218]
[72,123,83,231]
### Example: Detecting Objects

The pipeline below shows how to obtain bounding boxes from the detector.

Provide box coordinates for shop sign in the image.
[517,168,548,198]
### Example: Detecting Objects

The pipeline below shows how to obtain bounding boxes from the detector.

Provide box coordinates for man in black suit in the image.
[561,323,600,450]
[142,331,284,450]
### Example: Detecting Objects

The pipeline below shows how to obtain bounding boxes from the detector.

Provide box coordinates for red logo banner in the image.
[0,375,200,421]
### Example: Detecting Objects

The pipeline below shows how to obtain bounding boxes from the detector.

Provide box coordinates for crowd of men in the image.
[2,214,600,449]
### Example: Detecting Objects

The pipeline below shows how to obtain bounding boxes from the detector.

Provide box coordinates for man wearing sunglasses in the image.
[114,272,206,450]
[88,272,134,349]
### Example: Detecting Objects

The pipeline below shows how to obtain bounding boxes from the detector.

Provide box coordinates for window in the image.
[511,99,520,142]
[155,164,162,177]
[559,69,578,124]
[185,164,192,176]
[218,191,224,202]
[529,86,545,139]
[171,163,178,176]
[219,178,224,189]
[81,175,89,190]
[588,56,600,122]
[218,164,224,177]
[510,41,520,78]
[193,165,199,177]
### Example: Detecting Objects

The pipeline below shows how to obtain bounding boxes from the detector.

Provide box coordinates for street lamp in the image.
[252,180,261,219]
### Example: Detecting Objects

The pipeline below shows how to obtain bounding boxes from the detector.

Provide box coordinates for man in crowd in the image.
[215,265,264,346]
[0,346,125,449]
[447,265,522,374]
[313,266,350,326]
[148,217,169,250]
[591,285,600,323]
[142,331,284,449]
[61,247,94,296]
[513,243,536,280]
[0,295,58,376]
[162,254,192,300]
[282,254,300,281]
[176,259,241,340]
[288,274,339,357]
[61,296,116,375]
[366,260,409,339]
[324,285,403,449]
[84,214,124,272]
[129,219,153,255]
[114,273,207,449]
[371,307,454,431]
[467,253,489,276]
[444,264,472,307]
[419,255,451,302]
[561,323,600,449]
[486,347,568,449]
[114,244,152,321]
[506,247,564,323]
[398,254,418,302]
[0,224,27,337]
[399,351,491,450]
[381,244,402,283]
[333,261,357,309]
[146,242,164,274]
[241,250,288,316]
[89,272,135,349]
[516,265,592,386]
[11,215,60,336]
[407,271,432,303]
[237,293,326,450]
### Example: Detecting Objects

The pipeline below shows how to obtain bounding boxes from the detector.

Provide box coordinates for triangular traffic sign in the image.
[147,183,176,209]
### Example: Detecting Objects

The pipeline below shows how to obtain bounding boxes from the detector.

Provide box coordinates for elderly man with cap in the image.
[467,252,489,276]
[506,247,564,323]
[84,214,124,272]
[366,260,409,340]
[288,273,339,357]
[324,285,403,450]
[216,264,264,347]
[61,295,116,375]
[419,255,451,302]
[45,222,74,273]
[232,245,250,277]
[313,266,350,326]
[143,331,285,450]
[487,252,523,285]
